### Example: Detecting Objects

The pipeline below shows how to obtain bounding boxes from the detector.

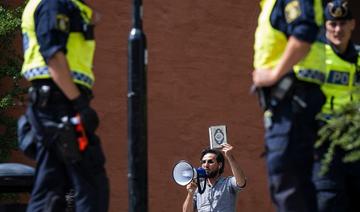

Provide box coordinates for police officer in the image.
[313,1,360,211]
[252,0,326,211]
[21,0,109,211]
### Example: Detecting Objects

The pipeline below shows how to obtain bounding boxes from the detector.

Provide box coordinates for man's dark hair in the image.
[200,147,225,174]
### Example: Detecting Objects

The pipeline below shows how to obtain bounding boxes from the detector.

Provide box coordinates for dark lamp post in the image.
[127,0,148,211]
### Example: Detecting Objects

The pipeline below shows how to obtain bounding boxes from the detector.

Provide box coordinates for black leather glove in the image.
[71,94,99,133]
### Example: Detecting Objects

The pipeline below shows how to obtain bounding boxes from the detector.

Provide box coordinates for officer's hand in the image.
[79,106,99,133]
[252,68,279,87]
[71,94,99,133]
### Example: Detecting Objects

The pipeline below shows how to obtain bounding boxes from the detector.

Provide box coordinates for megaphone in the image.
[172,160,207,194]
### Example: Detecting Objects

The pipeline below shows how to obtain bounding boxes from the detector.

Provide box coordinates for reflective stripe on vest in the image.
[23,66,94,87]
[254,0,325,84]
[320,44,360,115]
[297,69,325,84]
[327,70,349,85]
[21,0,95,88]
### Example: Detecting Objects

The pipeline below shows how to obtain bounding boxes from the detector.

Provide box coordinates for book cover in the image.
[208,125,227,149]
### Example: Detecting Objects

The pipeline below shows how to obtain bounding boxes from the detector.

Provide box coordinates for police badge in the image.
[285,0,302,23]
[56,14,70,32]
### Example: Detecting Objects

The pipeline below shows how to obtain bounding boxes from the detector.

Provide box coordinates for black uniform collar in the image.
[329,40,358,64]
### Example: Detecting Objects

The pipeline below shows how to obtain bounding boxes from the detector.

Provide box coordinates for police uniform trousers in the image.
[26,83,109,212]
[264,80,325,212]
[313,134,360,212]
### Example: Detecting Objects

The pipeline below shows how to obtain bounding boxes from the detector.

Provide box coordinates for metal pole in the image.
[127,0,148,211]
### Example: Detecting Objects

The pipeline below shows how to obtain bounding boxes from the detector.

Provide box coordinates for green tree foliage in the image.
[316,99,360,175]
[0,4,24,162]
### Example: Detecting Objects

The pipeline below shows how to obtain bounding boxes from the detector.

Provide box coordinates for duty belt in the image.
[29,81,93,108]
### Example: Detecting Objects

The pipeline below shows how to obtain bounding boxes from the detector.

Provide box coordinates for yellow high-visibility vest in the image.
[254,0,325,84]
[321,44,360,115]
[21,0,95,88]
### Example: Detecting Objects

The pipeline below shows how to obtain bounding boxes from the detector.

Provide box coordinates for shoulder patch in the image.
[285,0,302,23]
[56,14,70,32]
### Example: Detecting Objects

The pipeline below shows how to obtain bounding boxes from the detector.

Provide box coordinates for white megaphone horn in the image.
[172,160,207,193]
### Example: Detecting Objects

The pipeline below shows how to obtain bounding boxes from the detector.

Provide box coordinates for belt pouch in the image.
[17,114,37,159]
[55,121,82,164]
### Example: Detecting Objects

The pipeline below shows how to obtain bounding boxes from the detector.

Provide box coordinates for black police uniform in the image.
[21,0,110,211]
[312,1,360,210]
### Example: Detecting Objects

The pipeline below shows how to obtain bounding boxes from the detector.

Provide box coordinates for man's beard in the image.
[206,168,220,179]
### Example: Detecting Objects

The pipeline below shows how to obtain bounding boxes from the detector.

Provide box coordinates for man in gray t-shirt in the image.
[182,144,246,212]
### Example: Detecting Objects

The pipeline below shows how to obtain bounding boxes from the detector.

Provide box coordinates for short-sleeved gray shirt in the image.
[193,176,243,212]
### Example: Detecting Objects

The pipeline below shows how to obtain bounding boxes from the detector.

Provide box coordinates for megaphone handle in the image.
[197,176,207,194]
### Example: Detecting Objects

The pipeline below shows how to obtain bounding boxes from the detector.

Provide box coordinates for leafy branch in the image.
[0,3,25,163]
[315,97,360,175]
